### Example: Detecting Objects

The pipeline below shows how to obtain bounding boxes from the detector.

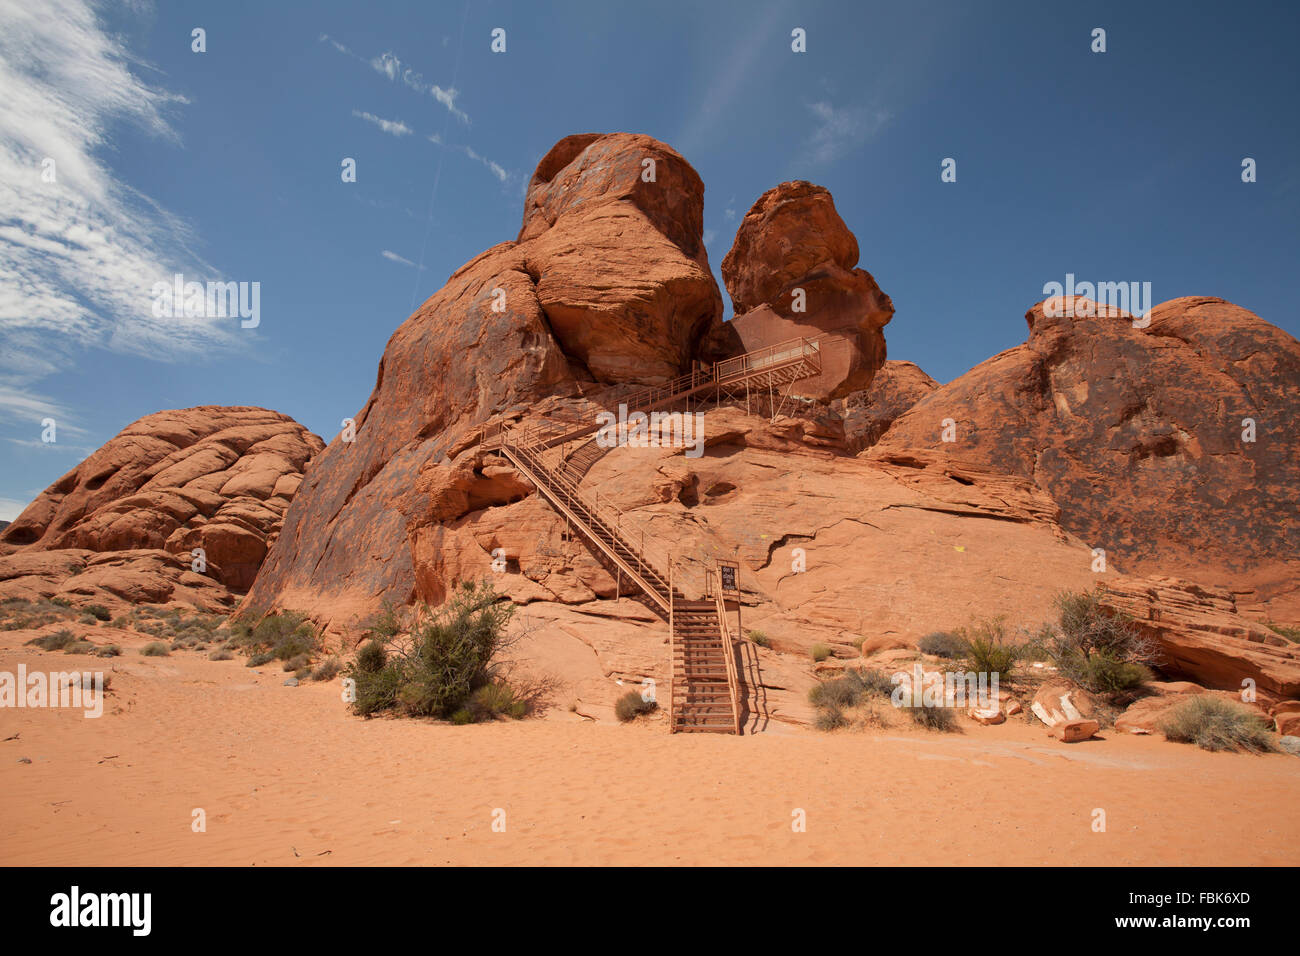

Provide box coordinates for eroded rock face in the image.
[0,407,323,608]
[1099,576,1300,701]
[872,296,1300,620]
[834,360,938,454]
[240,133,724,627]
[719,181,894,400]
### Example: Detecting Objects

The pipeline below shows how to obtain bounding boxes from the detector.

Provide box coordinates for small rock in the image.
[967,706,1004,726]
[1279,736,1300,757]
[1274,712,1300,736]
[18,757,32,764]
[283,678,299,687]
[1056,719,1100,743]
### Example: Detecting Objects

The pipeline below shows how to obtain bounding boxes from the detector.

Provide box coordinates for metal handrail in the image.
[712,566,742,735]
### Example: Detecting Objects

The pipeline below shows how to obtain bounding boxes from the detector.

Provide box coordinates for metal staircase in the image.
[472,336,824,734]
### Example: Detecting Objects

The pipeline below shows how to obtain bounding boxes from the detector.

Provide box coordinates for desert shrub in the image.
[63,640,95,654]
[25,629,77,651]
[908,703,958,732]
[919,631,966,659]
[958,617,1016,680]
[810,643,832,662]
[248,611,319,662]
[78,614,99,626]
[1265,621,1300,644]
[615,690,657,722]
[84,604,111,622]
[814,704,847,731]
[846,668,897,699]
[345,581,520,720]
[747,629,771,648]
[283,653,311,672]
[140,642,170,657]
[247,651,275,667]
[1160,697,1276,754]
[209,649,234,661]
[450,708,475,725]
[809,676,859,709]
[469,683,530,721]
[1046,590,1159,695]
[310,657,342,682]
[97,645,121,657]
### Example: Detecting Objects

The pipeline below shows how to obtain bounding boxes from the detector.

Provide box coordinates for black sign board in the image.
[719,564,738,592]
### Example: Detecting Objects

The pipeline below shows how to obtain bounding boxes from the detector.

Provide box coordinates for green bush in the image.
[25,629,77,651]
[810,643,832,662]
[463,683,529,721]
[355,640,387,673]
[919,631,966,658]
[959,618,1016,679]
[248,611,319,661]
[140,642,170,657]
[747,629,772,649]
[1160,697,1276,754]
[1046,590,1159,695]
[615,690,657,722]
[345,581,520,720]
[84,604,111,622]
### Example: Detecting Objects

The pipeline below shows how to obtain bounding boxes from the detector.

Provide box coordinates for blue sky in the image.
[2,0,1297,520]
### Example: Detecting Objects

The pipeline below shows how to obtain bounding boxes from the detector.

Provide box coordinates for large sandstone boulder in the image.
[871,296,1300,622]
[834,360,938,454]
[240,133,724,627]
[0,407,323,609]
[717,182,894,400]
[517,133,722,382]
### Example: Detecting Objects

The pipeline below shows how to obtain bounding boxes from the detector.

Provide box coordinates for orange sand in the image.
[2,636,1297,867]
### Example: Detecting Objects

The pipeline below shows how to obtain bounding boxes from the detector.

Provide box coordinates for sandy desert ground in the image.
[3,630,1298,868]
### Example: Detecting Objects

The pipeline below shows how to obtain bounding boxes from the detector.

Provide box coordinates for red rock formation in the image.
[0,407,322,609]
[240,133,724,626]
[872,296,1300,621]
[833,359,938,454]
[1099,576,1300,701]
[718,181,894,400]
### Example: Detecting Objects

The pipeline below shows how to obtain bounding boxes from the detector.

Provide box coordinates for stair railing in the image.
[712,565,742,735]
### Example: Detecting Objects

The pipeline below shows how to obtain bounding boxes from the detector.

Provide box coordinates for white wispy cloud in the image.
[321,36,469,125]
[804,100,891,165]
[5,437,94,456]
[381,250,423,269]
[428,134,512,184]
[351,109,412,137]
[371,51,468,124]
[674,2,785,157]
[0,383,87,435]
[0,0,244,389]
